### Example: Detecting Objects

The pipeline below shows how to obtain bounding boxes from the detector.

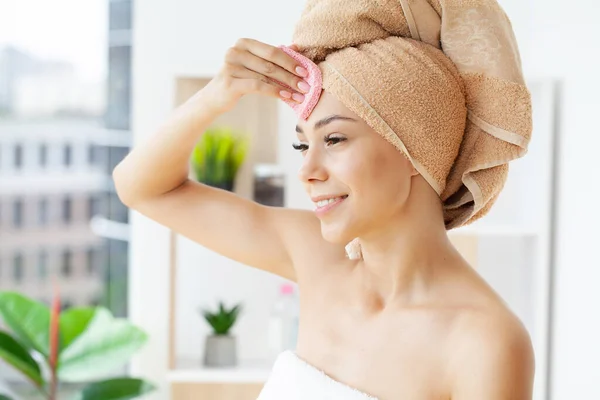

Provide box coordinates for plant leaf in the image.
[0,330,44,386]
[191,127,248,185]
[58,308,148,382]
[75,378,155,400]
[0,291,50,358]
[59,307,96,351]
[0,395,14,400]
[201,302,242,335]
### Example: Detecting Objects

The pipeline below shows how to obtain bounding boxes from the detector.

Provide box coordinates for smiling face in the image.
[294,91,419,244]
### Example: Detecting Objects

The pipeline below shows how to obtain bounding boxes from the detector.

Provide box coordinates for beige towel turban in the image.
[291,0,532,231]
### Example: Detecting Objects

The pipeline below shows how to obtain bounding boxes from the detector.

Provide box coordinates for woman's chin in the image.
[320,223,355,245]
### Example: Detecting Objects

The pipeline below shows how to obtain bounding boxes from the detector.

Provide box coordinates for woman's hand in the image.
[202,39,310,114]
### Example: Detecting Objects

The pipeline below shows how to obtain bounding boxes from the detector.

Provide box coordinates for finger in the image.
[237,78,304,103]
[228,65,305,103]
[236,38,307,81]
[285,44,309,78]
[234,48,310,94]
[229,64,287,90]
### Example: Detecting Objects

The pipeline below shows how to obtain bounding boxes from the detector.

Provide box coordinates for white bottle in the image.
[267,283,299,360]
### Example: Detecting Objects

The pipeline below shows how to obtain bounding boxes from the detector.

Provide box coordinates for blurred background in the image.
[0,0,128,316]
[0,0,598,400]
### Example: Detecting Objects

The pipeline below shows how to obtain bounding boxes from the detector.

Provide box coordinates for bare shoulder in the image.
[447,302,535,400]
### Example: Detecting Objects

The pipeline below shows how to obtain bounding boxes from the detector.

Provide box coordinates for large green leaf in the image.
[76,378,155,400]
[0,330,44,386]
[0,395,14,400]
[59,307,96,351]
[58,308,148,382]
[0,292,50,357]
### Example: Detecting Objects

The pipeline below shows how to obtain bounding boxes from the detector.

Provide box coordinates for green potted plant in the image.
[0,290,155,400]
[190,126,249,191]
[200,301,242,368]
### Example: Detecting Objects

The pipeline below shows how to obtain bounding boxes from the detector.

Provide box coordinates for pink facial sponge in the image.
[274,45,323,120]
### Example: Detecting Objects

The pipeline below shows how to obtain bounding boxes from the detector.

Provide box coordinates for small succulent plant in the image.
[200,301,242,336]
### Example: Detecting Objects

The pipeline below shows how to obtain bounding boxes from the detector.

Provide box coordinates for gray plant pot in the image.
[204,334,237,367]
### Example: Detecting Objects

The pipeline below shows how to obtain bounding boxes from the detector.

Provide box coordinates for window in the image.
[86,248,99,275]
[39,144,48,167]
[12,199,23,228]
[0,6,128,327]
[13,253,24,283]
[62,197,72,223]
[108,146,129,174]
[88,144,95,165]
[63,144,72,166]
[109,191,128,223]
[14,144,23,169]
[37,251,48,280]
[38,198,48,226]
[106,46,131,130]
[61,250,72,277]
[88,195,102,219]
[109,0,132,31]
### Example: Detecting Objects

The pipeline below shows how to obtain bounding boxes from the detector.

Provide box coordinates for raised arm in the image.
[112,39,337,281]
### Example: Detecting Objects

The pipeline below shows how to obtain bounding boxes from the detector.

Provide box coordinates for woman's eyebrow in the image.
[296,114,357,133]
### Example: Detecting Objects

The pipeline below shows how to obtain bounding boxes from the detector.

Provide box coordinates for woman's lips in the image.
[314,195,348,217]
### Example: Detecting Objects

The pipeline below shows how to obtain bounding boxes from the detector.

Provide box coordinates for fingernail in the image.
[295,66,308,77]
[297,81,310,93]
[280,90,292,99]
[292,92,305,102]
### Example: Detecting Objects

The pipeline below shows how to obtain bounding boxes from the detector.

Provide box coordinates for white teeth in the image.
[315,196,345,208]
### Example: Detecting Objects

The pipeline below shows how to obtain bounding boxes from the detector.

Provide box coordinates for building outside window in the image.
[0,1,133,390]
[39,143,47,166]
[0,0,132,347]
[12,199,23,228]
[13,144,23,169]
[37,250,48,280]
[38,198,48,226]
[63,143,72,166]
[12,253,24,283]
[62,197,72,224]
[61,250,72,278]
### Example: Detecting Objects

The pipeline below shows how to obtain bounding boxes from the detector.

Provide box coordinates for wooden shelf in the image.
[168,359,273,383]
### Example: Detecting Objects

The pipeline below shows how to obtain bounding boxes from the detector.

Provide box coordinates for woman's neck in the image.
[353,212,465,310]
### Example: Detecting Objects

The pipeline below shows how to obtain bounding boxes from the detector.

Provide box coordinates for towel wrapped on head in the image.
[283,0,532,243]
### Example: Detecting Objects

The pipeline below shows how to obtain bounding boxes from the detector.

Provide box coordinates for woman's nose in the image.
[297,149,328,183]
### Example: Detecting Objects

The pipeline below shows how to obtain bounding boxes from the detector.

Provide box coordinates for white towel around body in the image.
[257,350,379,400]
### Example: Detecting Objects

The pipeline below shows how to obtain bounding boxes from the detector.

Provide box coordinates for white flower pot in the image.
[204,334,237,367]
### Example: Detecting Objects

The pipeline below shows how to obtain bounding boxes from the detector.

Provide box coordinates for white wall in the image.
[130,0,600,399]
[522,1,600,398]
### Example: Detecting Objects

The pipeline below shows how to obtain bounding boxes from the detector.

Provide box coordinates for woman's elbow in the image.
[112,164,137,208]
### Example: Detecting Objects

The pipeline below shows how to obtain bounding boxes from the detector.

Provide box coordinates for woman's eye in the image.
[292,143,308,152]
[325,136,346,146]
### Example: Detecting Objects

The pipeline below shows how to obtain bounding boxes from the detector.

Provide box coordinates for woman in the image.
[113,0,535,398]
